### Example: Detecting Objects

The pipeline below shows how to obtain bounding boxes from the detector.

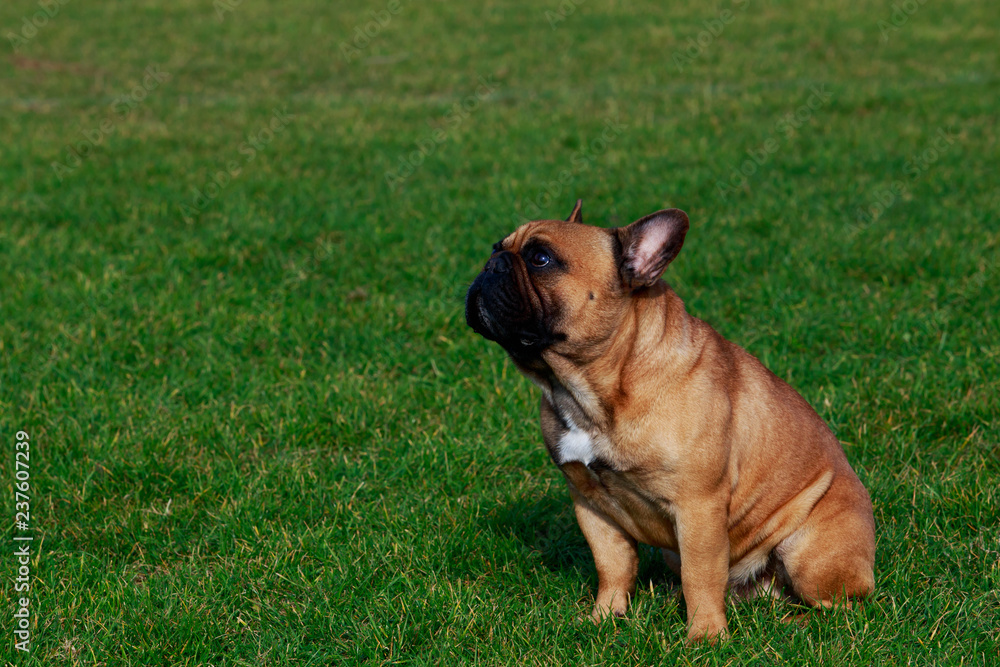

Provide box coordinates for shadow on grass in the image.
[484,492,680,591]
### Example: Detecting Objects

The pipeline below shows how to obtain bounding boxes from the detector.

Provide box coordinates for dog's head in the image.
[465,200,689,363]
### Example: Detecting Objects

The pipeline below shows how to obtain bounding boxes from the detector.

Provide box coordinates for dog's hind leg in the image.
[661,548,682,578]
[776,471,875,608]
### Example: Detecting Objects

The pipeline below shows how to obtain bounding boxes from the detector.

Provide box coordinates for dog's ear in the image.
[565,199,583,224]
[617,209,689,289]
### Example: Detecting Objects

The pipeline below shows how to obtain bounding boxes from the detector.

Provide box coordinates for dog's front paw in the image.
[686,617,729,644]
[588,600,629,623]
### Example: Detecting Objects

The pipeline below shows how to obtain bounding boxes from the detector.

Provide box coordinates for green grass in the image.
[1,0,998,663]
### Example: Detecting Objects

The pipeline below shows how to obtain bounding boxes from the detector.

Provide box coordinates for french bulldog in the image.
[465,200,875,642]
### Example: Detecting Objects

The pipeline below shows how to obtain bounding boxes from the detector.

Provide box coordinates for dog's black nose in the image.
[484,251,513,274]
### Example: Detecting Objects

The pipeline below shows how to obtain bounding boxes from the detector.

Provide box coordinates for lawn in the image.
[1,0,998,664]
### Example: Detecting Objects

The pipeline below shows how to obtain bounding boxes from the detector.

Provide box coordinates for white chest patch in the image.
[558,416,595,466]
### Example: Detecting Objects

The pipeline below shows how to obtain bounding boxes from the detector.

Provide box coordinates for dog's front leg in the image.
[570,488,638,621]
[675,497,730,643]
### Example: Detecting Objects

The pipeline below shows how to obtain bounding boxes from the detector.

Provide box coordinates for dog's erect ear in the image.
[617,209,689,289]
[565,199,583,224]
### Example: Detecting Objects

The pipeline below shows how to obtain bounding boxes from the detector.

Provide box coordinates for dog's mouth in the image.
[465,287,497,338]
[465,275,558,358]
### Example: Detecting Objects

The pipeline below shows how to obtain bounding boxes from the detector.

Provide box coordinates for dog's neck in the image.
[523,282,693,430]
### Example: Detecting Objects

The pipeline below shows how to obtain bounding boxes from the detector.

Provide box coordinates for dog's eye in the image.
[529,249,552,268]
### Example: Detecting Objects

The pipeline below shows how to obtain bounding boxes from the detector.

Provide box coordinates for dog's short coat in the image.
[466,201,875,642]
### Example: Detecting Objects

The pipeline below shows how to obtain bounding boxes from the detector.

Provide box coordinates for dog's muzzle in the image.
[466,251,553,357]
